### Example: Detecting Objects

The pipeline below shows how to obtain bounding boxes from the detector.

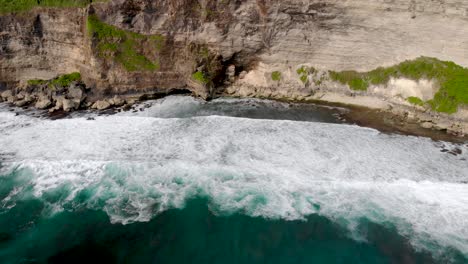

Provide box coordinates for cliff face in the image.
[0,8,87,88]
[1,0,468,132]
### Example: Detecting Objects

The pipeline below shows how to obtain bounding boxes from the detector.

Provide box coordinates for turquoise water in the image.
[0,96,467,263]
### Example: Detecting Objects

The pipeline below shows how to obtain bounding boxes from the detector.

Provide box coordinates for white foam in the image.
[0,103,467,256]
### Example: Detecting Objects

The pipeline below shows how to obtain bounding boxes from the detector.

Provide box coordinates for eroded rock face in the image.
[1,0,468,133]
[1,0,468,96]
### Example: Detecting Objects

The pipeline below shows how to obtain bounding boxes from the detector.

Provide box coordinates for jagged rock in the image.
[67,85,85,102]
[54,96,65,109]
[14,100,29,107]
[24,94,34,103]
[239,71,247,79]
[35,96,52,109]
[15,92,25,100]
[108,96,125,107]
[126,98,138,105]
[62,99,79,112]
[1,90,13,100]
[226,65,236,83]
[92,100,111,110]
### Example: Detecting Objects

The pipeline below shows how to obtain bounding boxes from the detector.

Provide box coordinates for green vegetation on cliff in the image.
[192,71,209,84]
[407,96,425,107]
[86,15,164,72]
[0,0,106,14]
[27,79,47,86]
[329,57,468,113]
[27,72,81,87]
[297,66,316,84]
[271,71,281,81]
[51,72,81,87]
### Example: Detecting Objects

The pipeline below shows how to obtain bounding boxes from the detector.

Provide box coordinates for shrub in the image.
[271,71,281,81]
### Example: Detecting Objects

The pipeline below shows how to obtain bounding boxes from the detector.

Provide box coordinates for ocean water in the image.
[0,96,467,263]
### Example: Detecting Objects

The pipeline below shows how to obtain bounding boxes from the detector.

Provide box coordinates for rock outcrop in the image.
[1,0,468,134]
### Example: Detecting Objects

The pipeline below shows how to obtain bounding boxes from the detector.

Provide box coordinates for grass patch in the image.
[329,57,468,113]
[0,0,107,14]
[27,79,47,86]
[27,72,81,88]
[87,15,164,72]
[407,96,424,106]
[51,72,81,87]
[271,71,281,81]
[192,71,209,84]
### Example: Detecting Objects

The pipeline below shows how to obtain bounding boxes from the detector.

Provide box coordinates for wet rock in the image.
[14,99,29,107]
[448,148,462,156]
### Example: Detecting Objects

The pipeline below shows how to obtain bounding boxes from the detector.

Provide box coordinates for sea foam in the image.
[0,97,467,257]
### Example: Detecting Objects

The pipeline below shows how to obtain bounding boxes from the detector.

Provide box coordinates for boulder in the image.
[67,85,85,102]
[6,96,15,103]
[62,99,79,112]
[15,92,25,100]
[109,96,125,107]
[1,90,13,100]
[35,96,52,109]
[14,99,29,107]
[54,96,65,109]
[92,100,111,110]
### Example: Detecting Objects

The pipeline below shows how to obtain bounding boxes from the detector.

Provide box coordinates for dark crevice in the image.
[32,15,43,38]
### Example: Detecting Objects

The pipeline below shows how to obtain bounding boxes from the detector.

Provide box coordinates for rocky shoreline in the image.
[0,76,185,113]
[1,79,467,143]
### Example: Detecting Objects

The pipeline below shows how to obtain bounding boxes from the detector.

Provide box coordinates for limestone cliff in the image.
[1,0,468,134]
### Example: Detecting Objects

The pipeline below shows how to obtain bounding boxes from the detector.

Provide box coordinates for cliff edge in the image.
[1,0,468,135]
